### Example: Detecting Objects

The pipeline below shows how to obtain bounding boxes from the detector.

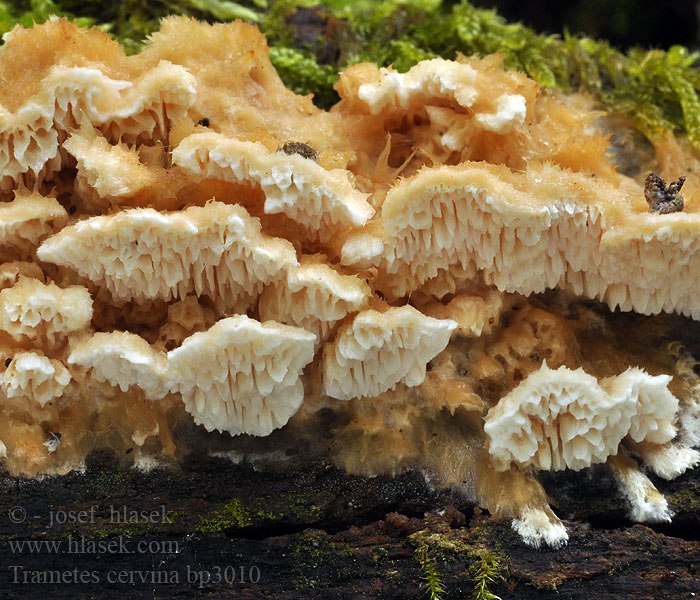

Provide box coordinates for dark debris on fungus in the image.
[644,173,686,214]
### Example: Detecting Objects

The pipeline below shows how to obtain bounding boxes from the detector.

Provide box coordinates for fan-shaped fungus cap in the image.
[37,200,297,310]
[322,306,457,400]
[172,132,374,244]
[63,130,158,202]
[337,58,531,134]
[0,261,45,290]
[0,277,92,349]
[68,332,168,400]
[259,255,372,348]
[1,351,70,407]
[602,367,679,445]
[342,162,700,319]
[420,290,507,337]
[0,37,195,188]
[484,363,636,472]
[166,316,316,436]
[0,191,67,260]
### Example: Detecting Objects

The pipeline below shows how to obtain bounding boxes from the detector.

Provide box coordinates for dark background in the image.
[472,0,699,49]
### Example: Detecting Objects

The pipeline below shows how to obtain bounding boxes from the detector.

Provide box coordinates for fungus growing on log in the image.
[0,16,698,552]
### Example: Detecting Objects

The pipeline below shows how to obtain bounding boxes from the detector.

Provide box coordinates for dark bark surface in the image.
[0,454,698,599]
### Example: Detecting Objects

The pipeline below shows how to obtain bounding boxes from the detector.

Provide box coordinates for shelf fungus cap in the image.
[37,200,297,310]
[0,191,67,260]
[259,255,372,348]
[63,130,158,200]
[1,351,71,407]
[68,332,168,400]
[485,363,636,472]
[172,132,374,243]
[0,277,93,348]
[322,305,457,400]
[602,367,679,445]
[166,316,316,436]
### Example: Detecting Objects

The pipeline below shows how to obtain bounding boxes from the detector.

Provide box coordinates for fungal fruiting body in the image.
[0,17,699,550]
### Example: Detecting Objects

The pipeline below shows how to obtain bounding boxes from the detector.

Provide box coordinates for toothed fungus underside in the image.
[68,331,168,400]
[485,364,681,471]
[1,351,71,407]
[0,17,698,548]
[37,201,298,310]
[322,306,458,400]
[172,132,375,244]
[0,277,93,349]
[166,316,316,436]
[259,255,372,347]
[0,191,67,260]
[0,56,195,191]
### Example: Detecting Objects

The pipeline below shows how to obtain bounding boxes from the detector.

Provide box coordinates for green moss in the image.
[268,46,339,104]
[290,529,355,590]
[470,550,503,600]
[196,497,253,534]
[414,544,445,600]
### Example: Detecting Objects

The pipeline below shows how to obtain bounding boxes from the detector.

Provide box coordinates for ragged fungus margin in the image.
[3,0,700,148]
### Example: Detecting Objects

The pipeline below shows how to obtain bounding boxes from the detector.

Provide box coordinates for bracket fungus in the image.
[172,131,374,244]
[67,331,168,400]
[0,191,67,260]
[166,316,316,436]
[322,306,457,400]
[0,277,92,349]
[0,16,698,551]
[1,350,71,408]
[37,200,298,310]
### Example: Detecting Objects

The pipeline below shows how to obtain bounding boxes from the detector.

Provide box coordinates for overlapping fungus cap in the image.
[485,363,685,472]
[68,332,168,400]
[0,277,93,350]
[0,191,67,261]
[172,132,374,244]
[259,254,372,348]
[0,19,196,191]
[337,57,535,134]
[37,200,297,310]
[602,368,679,445]
[484,363,637,471]
[1,351,71,408]
[166,316,316,436]
[322,306,458,400]
[342,162,700,318]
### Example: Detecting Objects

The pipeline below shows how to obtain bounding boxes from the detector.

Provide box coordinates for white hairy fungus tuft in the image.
[322,306,457,400]
[1,351,71,407]
[166,316,316,436]
[37,200,297,310]
[68,332,168,400]
[0,277,93,349]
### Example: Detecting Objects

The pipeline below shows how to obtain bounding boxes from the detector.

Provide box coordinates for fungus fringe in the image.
[3,0,700,147]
